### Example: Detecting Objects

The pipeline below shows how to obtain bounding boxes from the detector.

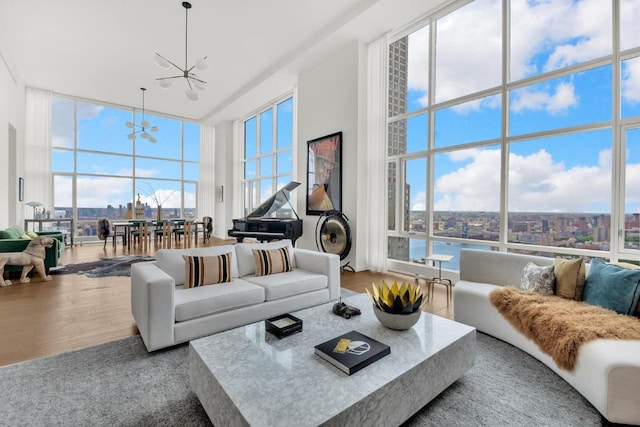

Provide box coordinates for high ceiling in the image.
[0,0,450,124]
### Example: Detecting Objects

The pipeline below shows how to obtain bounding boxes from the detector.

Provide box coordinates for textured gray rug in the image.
[0,332,603,426]
[49,256,156,278]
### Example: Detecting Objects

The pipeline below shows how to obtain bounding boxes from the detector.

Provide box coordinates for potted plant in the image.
[366,280,425,330]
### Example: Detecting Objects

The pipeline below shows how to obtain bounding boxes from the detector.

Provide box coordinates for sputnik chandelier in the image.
[154,1,208,101]
[126,88,158,143]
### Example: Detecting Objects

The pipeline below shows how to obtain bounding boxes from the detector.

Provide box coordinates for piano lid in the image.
[247,181,301,219]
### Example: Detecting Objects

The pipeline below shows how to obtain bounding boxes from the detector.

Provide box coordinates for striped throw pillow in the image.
[183,253,233,289]
[252,247,292,276]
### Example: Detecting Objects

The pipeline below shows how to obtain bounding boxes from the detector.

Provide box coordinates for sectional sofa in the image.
[131,239,340,351]
[454,249,640,425]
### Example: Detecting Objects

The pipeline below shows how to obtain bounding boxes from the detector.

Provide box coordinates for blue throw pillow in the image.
[583,259,640,315]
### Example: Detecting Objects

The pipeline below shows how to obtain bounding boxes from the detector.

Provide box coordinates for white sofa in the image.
[131,240,340,352]
[454,249,640,425]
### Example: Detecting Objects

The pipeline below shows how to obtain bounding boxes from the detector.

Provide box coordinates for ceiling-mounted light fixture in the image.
[126,88,159,143]
[154,1,208,101]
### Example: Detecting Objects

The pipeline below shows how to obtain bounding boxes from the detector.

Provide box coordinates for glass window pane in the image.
[184,122,199,161]
[259,179,273,204]
[76,152,132,176]
[388,114,428,156]
[245,160,256,180]
[135,114,181,159]
[136,158,181,180]
[508,130,612,250]
[404,158,426,233]
[53,174,73,216]
[52,149,74,173]
[388,162,397,231]
[245,117,257,158]
[621,56,640,119]
[52,98,75,148]
[76,175,133,221]
[510,65,612,136]
[184,162,199,181]
[620,0,640,51]
[388,119,407,156]
[624,127,640,250]
[389,24,429,117]
[276,98,293,150]
[135,179,181,210]
[277,176,291,192]
[435,0,501,103]
[434,145,501,242]
[435,94,501,148]
[388,236,425,264]
[260,155,273,177]
[510,0,611,81]
[77,102,132,154]
[184,182,196,220]
[260,109,273,155]
[276,151,292,175]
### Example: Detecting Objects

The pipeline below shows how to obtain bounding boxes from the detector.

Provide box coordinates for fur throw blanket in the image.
[489,287,640,371]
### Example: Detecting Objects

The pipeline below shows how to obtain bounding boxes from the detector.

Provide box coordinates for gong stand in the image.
[315,210,355,272]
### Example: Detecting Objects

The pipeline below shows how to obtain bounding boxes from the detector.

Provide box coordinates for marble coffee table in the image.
[189,293,475,426]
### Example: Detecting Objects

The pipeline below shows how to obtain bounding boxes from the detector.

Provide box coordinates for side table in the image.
[425,254,454,306]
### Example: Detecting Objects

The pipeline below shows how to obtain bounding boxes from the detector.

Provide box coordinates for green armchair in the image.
[0,225,65,273]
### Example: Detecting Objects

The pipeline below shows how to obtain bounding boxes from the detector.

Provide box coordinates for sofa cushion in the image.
[554,257,586,300]
[235,240,296,277]
[252,247,292,276]
[521,262,555,295]
[174,279,264,322]
[156,245,239,285]
[583,259,640,315]
[1,226,22,240]
[243,269,327,301]
[183,254,233,289]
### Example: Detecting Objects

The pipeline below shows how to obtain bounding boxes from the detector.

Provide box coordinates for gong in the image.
[315,211,352,261]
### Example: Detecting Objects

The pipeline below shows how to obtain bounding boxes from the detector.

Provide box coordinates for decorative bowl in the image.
[373,305,421,330]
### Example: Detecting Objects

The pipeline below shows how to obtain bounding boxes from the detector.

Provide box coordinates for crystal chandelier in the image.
[126,88,158,143]
[154,1,208,101]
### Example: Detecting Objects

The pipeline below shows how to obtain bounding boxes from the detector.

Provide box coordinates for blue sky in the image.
[400,0,640,215]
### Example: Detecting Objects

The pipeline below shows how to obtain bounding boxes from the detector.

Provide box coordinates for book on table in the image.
[314,330,390,375]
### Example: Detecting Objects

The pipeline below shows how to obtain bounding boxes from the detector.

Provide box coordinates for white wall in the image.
[213,121,235,238]
[0,51,25,229]
[296,40,365,269]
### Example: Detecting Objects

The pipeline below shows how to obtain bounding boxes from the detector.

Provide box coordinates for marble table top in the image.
[189,293,475,426]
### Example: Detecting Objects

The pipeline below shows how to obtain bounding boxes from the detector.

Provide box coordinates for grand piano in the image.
[228,181,303,245]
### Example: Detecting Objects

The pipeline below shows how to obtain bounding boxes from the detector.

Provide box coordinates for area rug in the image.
[0,333,601,426]
[49,255,156,278]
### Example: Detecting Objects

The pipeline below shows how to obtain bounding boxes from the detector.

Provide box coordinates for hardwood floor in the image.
[0,238,453,367]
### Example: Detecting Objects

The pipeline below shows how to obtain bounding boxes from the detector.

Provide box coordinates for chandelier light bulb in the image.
[128,133,135,140]
[154,53,171,69]
[159,79,173,89]
[140,120,150,128]
[147,135,157,143]
[125,122,135,129]
[150,126,159,132]
[195,57,208,71]
[186,88,199,101]
[192,79,206,91]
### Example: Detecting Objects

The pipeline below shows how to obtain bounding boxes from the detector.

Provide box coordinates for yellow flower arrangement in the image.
[366,280,425,315]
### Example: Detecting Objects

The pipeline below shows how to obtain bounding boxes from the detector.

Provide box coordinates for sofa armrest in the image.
[293,248,341,301]
[131,262,176,351]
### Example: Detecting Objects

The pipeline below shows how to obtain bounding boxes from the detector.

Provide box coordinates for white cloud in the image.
[412,190,426,211]
[622,57,640,105]
[432,147,614,213]
[511,82,578,114]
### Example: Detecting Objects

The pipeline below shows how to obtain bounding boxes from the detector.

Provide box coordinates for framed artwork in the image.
[306,131,342,215]
[18,177,24,201]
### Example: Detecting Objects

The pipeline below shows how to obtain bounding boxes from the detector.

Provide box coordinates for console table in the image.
[24,218,74,246]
